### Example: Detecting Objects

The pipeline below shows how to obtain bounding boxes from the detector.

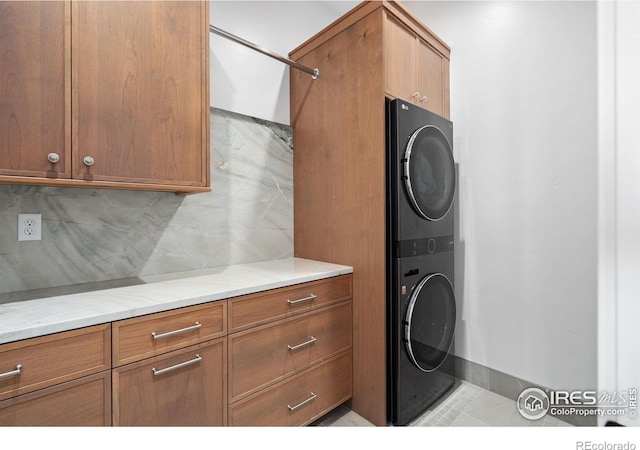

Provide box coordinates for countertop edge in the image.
[0,258,353,345]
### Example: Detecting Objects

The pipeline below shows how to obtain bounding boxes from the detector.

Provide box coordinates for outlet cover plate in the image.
[18,213,42,241]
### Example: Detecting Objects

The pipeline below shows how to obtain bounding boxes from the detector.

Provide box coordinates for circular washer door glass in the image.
[405,273,456,372]
[404,125,455,221]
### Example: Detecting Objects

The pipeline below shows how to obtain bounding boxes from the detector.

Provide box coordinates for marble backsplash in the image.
[0,108,293,295]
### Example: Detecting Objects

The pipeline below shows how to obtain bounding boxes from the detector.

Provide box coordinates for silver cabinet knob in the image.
[83,156,95,167]
[413,91,421,98]
[421,96,428,102]
[47,153,60,164]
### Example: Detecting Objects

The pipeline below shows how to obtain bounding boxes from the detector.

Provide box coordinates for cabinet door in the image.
[112,338,226,426]
[0,1,70,178]
[72,1,208,187]
[112,300,226,367]
[0,323,111,402]
[384,13,417,104]
[229,301,352,402]
[228,275,352,333]
[417,40,446,116]
[0,372,111,426]
[228,350,352,426]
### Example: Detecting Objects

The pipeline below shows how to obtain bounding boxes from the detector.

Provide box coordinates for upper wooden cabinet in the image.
[0,2,70,179]
[72,1,208,189]
[0,1,210,194]
[384,9,450,116]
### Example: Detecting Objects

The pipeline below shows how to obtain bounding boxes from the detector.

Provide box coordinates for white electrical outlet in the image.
[18,213,42,242]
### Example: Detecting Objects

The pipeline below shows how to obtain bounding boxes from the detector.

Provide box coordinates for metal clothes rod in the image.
[209,25,319,79]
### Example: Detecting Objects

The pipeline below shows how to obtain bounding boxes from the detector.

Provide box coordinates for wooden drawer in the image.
[0,371,111,426]
[112,338,227,426]
[228,274,352,333]
[229,300,351,402]
[0,324,111,402]
[112,301,226,366]
[229,350,352,426]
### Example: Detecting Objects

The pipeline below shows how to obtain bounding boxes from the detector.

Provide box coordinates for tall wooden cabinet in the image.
[290,1,450,425]
[0,1,209,194]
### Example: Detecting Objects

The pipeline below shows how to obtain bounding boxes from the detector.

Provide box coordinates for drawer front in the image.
[0,371,111,426]
[112,338,227,426]
[0,324,111,401]
[229,301,351,402]
[229,350,352,426]
[112,301,226,366]
[228,274,352,333]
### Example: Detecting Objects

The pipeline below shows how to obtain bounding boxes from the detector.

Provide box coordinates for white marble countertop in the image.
[0,258,353,345]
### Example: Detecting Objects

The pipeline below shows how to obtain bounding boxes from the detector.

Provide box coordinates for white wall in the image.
[211,1,600,394]
[615,1,640,427]
[596,0,617,425]
[598,0,640,427]
[210,1,357,125]
[408,1,598,392]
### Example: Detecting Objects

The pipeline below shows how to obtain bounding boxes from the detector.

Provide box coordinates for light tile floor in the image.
[318,380,572,427]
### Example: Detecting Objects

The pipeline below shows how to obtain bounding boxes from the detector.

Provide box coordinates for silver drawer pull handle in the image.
[288,392,317,411]
[0,364,22,381]
[287,294,317,305]
[152,354,202,376]
[151,322,201,340]
[287,336,317,351]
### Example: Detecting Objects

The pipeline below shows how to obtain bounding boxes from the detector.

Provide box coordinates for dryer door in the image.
[404,125,455,221]
[405,273,456,372]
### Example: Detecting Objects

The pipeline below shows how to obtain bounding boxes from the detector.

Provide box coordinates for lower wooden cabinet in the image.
[1,274,353,426]
[0,324,111,402]
[229,301,352,402]
[227,277,353,426]
[111,300,226,367]
[0,372,111,426]
[112,338,226,426]
[228,350,352,426]
[0,324,111,426]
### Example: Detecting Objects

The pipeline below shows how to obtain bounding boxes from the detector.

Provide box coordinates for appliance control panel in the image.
[395,235,454,258]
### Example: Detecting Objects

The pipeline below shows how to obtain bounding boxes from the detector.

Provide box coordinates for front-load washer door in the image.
[404,125,455,221]
[405,273,456,372]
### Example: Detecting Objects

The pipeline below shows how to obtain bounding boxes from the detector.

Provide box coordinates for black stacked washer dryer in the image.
[386,98,457,426]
